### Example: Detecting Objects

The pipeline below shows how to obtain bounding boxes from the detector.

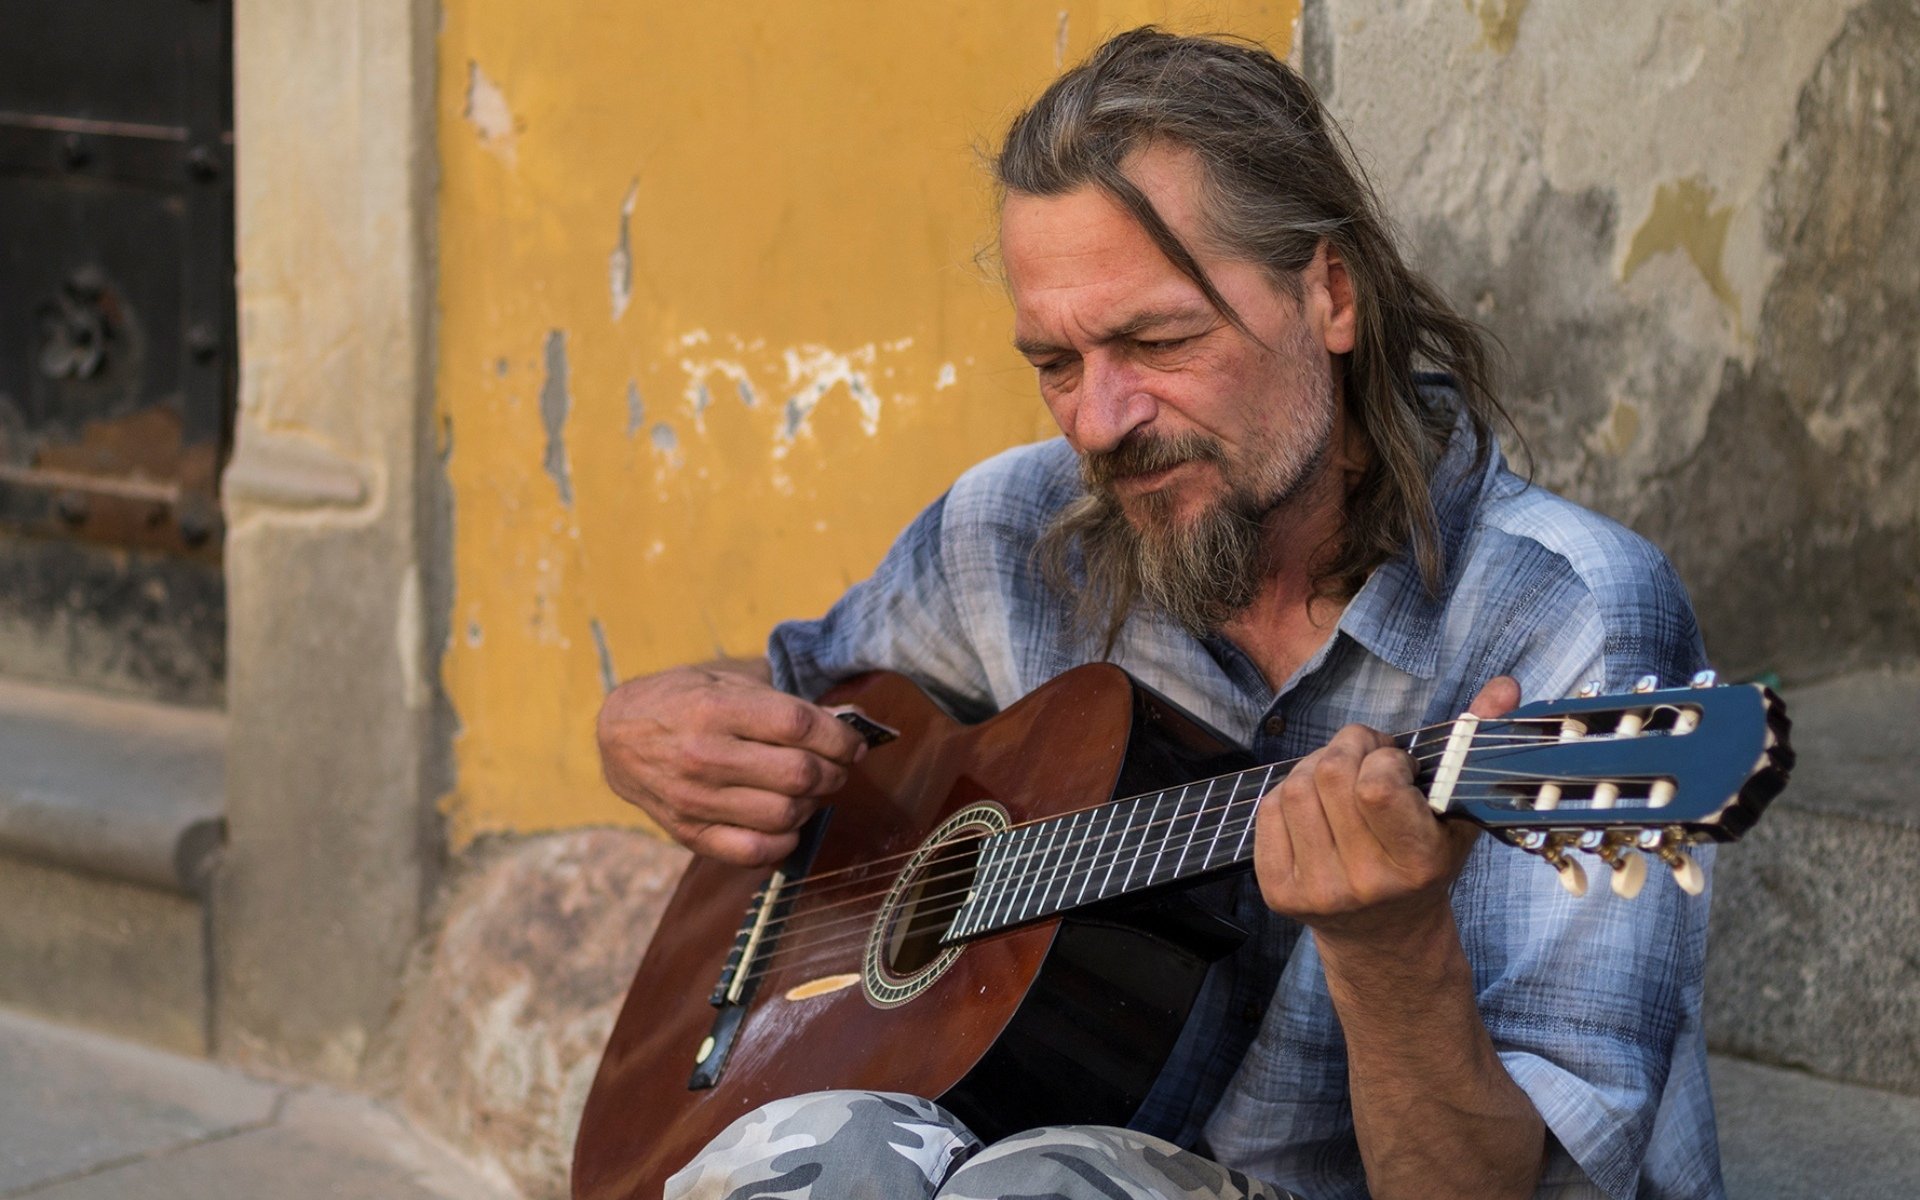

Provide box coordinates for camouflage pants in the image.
[665,1090,1301,1200]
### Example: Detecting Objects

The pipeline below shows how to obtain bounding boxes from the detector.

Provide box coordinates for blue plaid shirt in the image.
[768,412,1719,1200]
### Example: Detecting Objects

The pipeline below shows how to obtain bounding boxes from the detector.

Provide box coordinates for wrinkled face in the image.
[1001,143,1354,542]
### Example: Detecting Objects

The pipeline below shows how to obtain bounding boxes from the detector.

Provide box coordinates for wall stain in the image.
[1465,0,1528,54]
[588,617,618,693]
[539,331,573,505]
[1623,178,1742,333]
[609,180,637,321]
[463,61,519,161]
[624,381,643,437]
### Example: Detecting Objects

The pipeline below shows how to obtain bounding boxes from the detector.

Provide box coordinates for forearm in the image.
[1317,902,1545,1200]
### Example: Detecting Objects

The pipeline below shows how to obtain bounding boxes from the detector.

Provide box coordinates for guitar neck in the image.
[944,762,1280,941]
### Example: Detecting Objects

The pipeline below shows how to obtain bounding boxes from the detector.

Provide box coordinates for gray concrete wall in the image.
[1309,0,1918,683]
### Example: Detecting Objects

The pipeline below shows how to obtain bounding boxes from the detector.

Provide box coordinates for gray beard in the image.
[1062,439,1327,639]
[1036,381,1338,644]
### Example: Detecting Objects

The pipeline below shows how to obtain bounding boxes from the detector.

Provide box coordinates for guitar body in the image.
[572,666,1254,1200]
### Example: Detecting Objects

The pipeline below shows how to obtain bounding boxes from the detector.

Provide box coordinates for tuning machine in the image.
[1638,827,1706,894]
[1580,830,1649,898]
[1518,830,1588,896]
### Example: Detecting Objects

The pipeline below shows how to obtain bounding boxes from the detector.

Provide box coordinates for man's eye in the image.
[1139,336,1193,352]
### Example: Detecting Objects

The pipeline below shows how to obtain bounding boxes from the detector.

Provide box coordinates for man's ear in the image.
[1312,241,1358,356]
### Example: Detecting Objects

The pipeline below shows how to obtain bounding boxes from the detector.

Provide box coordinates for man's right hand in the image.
[595,661,869,867]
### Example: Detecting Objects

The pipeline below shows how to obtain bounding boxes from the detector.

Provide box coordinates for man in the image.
[597,29,1716,1200]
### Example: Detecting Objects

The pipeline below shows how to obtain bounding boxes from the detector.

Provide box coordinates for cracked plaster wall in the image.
[1309,0,1918,679]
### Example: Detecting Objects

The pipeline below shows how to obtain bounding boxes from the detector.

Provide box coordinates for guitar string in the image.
[751,721,1613,914]
[732,767,1671,980]
[731,733,1668,955]
[746,715,1586,899]
[734,779,1620,987]
[736,728,1655,940]
[729,729,1566,934]
[736,742,1597,949]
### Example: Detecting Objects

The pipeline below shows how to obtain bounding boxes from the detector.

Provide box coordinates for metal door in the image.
[0,0,232,702]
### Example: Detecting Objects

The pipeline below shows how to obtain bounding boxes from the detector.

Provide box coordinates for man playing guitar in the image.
[596,29,1720,1200]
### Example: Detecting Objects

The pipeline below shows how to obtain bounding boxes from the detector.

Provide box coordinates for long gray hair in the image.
[999,28,1508,642]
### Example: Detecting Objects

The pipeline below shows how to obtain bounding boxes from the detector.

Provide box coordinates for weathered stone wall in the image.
[1312,0,1918,682]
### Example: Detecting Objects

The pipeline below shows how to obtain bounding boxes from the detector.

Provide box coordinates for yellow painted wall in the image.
[437,2,1299,845]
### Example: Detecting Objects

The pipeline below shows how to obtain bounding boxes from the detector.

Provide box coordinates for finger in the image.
[1278,759,1340,893]
[1347,746,1442,874]
[679,820,800,868]
[1468,674,1521,720]
[672,785,819,835]
[723,689,868,763]
[683,735,851,799]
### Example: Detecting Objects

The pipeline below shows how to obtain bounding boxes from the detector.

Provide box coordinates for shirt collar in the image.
[1334,397,1499,681]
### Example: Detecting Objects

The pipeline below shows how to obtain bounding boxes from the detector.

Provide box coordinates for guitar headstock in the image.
[1421,671,1793,898]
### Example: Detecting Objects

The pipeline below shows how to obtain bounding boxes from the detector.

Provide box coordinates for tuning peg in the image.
[1690,669,1718,689]
[1659,846,1706,895]
[1518,831,1588,896]
[1576,681,1603,698]
[1632,674,1660,693]
[1549,851,1589,897]
[1606,849,1648,898]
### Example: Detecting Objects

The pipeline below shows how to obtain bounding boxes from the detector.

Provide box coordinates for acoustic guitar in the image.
[572,664,1791,1199]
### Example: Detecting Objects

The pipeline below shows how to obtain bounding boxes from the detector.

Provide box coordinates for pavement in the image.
[0,1007,518,1200]
[6,1003,1920,1200]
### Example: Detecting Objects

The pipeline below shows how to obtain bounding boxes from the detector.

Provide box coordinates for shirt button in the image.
[1262,714,1287,738]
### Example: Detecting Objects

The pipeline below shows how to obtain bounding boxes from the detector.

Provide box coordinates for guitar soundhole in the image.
[863,802,1008,1008]
[887,835,985,975]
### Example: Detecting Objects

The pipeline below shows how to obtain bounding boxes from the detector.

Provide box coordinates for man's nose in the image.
[1073,357,1156,454]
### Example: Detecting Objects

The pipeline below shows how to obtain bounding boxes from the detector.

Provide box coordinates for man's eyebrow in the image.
[1012,304,1216,358]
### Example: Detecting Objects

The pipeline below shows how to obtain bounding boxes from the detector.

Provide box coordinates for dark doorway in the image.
[0,0,233,704]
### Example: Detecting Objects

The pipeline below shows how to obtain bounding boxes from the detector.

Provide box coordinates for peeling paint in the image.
[463,61,519,161]
[588,617,618,694]
[1465,0,1528,54]
[935,363,957,390]
[539,331,573,505]
[779,342,885,442]
[648,422,678,454]
[1585,398,1643,458]
[1622,177,1742,331]
[1055,11,1071,68]
[609,180,638,321]
[624,381,644,437]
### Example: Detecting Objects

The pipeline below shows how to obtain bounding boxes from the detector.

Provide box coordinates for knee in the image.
[667,1090,974,1200]
[940,1125,1141,1198]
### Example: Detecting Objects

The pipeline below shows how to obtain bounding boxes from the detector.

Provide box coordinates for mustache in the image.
[1080,432,1225,489]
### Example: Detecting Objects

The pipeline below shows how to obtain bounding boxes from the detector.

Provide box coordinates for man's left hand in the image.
[1253,676,1521,944]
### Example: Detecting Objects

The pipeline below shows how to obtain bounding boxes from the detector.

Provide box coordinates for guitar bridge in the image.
[689,808,831,1090]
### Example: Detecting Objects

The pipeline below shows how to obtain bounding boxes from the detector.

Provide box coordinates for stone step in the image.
[0,675,225,1052]
[1712,1056,1920,1200]
[0,1005,518,1199]
[1704,664,1920,1096]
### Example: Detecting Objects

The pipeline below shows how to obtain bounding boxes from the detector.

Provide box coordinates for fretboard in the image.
[944,762,1284,941]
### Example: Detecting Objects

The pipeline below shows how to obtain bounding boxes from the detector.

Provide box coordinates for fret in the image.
[1041,810,1086,916]
[1092,800,1127,902]
[1020,819,1066,922]
[1077,805,1114,906]
[1090,798,1121,902]
[958,831,1011,938]
[1148,785,1194,887]
[1124,793,1161,894]
[988,824,1035,929]
[1198,776,1231,873]
[1233,766,1276,863]
[1173,777,1218,878]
